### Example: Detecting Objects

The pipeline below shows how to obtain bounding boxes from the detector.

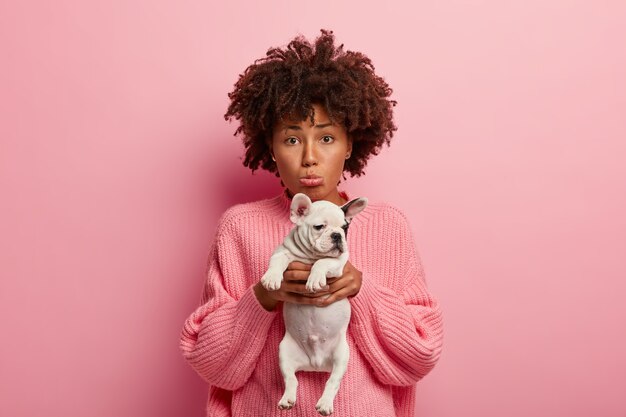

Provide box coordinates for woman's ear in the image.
[347,136,353,154]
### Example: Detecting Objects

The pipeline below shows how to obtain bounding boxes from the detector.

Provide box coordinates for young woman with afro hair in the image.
[180,29,444,417]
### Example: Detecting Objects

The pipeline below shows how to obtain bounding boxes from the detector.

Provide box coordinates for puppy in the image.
[261,192,368,415]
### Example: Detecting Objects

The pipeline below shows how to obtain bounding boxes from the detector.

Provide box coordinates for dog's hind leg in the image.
[277,332,307,410]
[315,336,349,416]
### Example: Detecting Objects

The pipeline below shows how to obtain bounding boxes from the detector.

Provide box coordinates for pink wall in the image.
[1,1,625,416]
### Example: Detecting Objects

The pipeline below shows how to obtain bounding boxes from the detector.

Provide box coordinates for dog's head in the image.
[290,193,368,257]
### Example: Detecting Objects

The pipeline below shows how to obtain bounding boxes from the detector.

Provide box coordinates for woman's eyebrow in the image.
[284,122,333,131]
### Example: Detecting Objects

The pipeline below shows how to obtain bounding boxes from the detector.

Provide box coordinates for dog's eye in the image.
[313,224,325,231]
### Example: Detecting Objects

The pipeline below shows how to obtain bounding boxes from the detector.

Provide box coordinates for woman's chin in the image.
[294,186,327,199]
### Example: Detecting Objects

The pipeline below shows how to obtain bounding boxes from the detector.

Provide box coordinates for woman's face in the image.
[269,103,352,205]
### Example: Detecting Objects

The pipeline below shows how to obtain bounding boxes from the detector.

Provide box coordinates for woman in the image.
[180,29,443,417]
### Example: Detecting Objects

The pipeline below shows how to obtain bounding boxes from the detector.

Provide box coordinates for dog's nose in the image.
[331,232,342,242]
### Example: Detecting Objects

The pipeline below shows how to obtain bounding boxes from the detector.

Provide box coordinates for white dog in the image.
[261,192,368,415]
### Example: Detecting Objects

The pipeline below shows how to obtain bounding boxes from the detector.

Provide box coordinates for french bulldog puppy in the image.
[260,192,368,415]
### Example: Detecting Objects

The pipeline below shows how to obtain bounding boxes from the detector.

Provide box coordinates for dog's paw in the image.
[305,272,327,293]
[261,270,283,291]
[278,394,296,410]
[315,398,333,415]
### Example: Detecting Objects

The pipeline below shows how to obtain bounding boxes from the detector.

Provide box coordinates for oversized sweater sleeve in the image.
[348,207,444,386]
[179,212,278,390]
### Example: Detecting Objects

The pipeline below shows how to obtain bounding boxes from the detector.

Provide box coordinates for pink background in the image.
[1,1,625,416]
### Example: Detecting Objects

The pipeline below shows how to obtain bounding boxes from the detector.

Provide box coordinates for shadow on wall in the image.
[211,150,284,210]
[169,140,283,417]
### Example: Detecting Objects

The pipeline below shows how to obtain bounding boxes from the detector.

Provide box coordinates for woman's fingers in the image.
[284,270,340,284]
[281,274,341,298]
[287,261,312,270]
[282,281,329,296]
[279,291,323,305]
[270,283,340,305]
[284,269,310,282]
[315,286,352,307]
[275,261,346,304]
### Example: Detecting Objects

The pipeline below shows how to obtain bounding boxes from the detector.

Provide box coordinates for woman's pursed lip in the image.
[299,176,324,186]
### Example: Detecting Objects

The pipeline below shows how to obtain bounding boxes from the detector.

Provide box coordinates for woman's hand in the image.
[317,260,362,306]
[253,260,362,311]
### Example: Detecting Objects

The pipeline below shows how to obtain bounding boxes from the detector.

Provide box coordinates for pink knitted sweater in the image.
[179,189,444,416]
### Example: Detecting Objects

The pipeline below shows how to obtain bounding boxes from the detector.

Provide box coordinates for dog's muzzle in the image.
[331,232,344,253]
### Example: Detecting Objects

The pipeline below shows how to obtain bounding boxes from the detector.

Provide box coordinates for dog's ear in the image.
[290,193,312,224]
[341,197,368,222]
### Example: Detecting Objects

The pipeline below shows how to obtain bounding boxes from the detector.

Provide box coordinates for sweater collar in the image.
[278,188,351,213]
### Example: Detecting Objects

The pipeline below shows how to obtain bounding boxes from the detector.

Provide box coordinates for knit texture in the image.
[179,189,444,417]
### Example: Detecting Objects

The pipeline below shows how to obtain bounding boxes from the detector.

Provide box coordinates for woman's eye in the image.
[321,135,334,143]
[286,137,299,145]
[313,224,325,230]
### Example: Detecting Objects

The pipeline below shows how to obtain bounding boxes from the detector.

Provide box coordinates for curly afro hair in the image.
[224,29,398,179]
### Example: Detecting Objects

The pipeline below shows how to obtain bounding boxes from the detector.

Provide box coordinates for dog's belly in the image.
[282,300,351,371]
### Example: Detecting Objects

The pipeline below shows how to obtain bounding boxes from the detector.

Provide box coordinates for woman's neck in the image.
[285,188,349,206]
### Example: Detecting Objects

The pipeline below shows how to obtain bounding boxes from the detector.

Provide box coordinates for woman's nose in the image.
[302,142,318,166]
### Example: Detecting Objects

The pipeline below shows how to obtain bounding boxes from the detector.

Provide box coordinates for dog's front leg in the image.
[315,335,349,416]
[306,257,347,293]
[260,249,291,291]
